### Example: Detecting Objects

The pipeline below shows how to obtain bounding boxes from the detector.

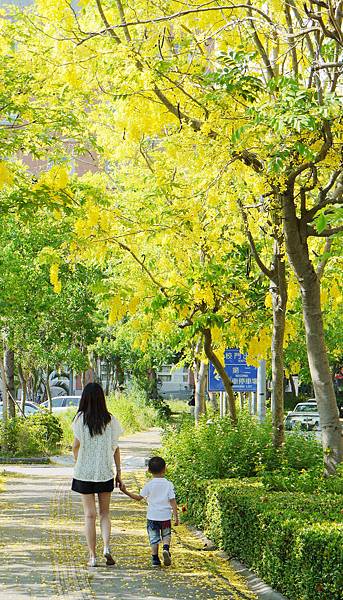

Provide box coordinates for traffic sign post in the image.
[257,359,266,422]
[208,349,258,393]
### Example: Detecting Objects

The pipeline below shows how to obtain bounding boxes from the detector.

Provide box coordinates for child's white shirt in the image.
[140,477,175,521]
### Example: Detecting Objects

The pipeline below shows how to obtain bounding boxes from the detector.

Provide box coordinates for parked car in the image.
[0,401,42,419]
[40,395,81,414]
[285,400,320,431]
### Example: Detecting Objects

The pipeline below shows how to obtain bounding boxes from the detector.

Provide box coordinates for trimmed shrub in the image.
[186,479,343,600]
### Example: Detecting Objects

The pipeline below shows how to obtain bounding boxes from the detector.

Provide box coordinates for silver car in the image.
[0,401,42,419]
[285,400,320,431]
[40,395,81,414]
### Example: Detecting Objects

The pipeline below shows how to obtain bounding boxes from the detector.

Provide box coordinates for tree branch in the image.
[305,171,343,221]
[95,0,121,43]
[236,196,274,280]
[246,0,275,80]
[115,240,168,296]
[289,122,333,183]
[114,0,133,44]
[78,3,277,45]
[314,61,343,69]
[94,0,202,131]
[316,238,333,279]
[284,1,298,78]
[308,224,343,237]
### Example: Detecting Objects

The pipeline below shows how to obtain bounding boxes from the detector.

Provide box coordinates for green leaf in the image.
[316,213,328,234]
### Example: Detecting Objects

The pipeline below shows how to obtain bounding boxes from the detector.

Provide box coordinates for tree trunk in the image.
[46,367,52,413]
[147,368,159,400]
[283,191,343,473]
[18,364,27,415]
[237,195,287,441]
[270,242,287,448]
[203,328,237,423]
[81,370,86,389]
[239,393,244,410]
[194,360,207,424]
[208,392,218,412]
[105,361,110,395]
[116,358,125,392]
[302,278,342,473]
[289,374,297,400]
[4,348,15,418]
[0,353,8,424]
[69,369,74,396]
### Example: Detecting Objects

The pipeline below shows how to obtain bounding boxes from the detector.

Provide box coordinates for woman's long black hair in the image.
[75,382,111,437]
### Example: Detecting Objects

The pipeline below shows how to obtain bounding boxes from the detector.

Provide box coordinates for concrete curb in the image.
[190,527,289,600]
[230,559,289,600]
[0,457,50,464]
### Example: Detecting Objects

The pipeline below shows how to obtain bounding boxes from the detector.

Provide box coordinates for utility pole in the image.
[220,391,227,417]
[252,391,257,415]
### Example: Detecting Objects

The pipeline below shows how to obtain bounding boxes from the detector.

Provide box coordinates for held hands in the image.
[174,514,179,526]
[115,472,123,489]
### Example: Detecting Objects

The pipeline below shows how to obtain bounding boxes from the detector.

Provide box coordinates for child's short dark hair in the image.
[148,456,166,474]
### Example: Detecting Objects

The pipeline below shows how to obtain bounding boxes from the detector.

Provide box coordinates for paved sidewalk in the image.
[0,429,279,599]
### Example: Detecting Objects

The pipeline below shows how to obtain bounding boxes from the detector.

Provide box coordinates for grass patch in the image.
[166,399,189,414]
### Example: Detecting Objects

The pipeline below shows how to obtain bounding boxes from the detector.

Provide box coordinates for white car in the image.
[285,400,320,431]
[40,395,81,414]
[0,401,42,419]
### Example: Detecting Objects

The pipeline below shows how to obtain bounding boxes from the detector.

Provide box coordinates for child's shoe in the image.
[152,555,161,568]
[163,545,172,566]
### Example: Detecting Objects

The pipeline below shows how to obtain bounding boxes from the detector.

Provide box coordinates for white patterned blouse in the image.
[72,413,123,482]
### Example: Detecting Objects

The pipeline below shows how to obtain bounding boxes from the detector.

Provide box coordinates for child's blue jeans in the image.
[147,519,171,545]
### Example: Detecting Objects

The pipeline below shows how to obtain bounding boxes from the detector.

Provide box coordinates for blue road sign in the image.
[208,348,257,392]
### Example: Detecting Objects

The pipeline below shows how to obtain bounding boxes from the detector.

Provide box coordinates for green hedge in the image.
[187,479,343,600]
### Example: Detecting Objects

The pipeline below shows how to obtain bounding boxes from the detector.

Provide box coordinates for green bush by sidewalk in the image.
[187,479,343,600]
[0,412,63,457]
[161,413,323,500]
[0,389,163,457]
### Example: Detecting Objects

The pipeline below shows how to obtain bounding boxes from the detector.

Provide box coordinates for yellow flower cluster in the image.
[36,165,69,191]
[50,263,61,294]
[0,162,14,189]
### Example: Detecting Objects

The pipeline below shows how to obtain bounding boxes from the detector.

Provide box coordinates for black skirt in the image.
[71,478,114,494]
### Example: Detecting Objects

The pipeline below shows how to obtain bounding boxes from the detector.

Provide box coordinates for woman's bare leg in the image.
[98,492,111,549]
[81,494,97,559]
[98,492,115,564]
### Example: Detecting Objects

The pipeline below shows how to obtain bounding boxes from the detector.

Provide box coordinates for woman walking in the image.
[71,382,123,567]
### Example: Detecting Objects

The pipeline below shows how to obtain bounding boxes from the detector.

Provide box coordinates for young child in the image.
[121,456,179,567]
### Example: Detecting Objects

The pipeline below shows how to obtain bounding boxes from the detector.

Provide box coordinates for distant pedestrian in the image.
[71,382,123,567]
[121,456,179,568]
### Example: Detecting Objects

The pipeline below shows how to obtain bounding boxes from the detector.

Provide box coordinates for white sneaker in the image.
[104,547,116,566]
[87,557,97,567]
